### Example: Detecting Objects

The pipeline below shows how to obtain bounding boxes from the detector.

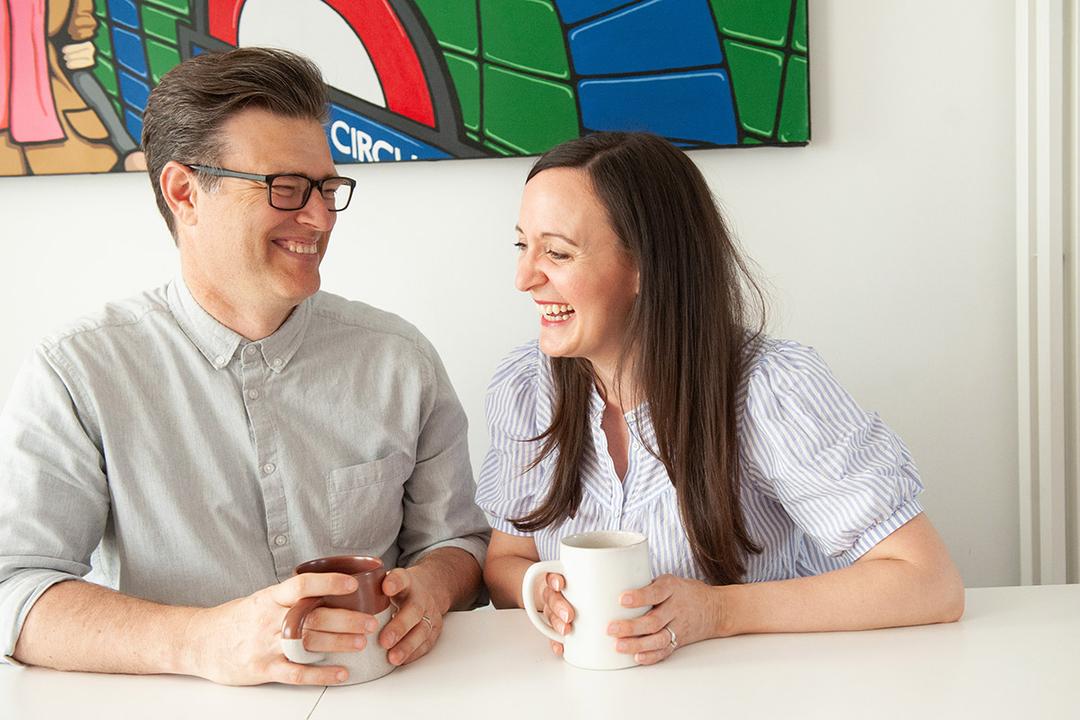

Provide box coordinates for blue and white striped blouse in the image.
[475,338,924,583]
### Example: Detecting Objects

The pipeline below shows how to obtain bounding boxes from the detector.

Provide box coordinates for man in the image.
[0,48,488,685]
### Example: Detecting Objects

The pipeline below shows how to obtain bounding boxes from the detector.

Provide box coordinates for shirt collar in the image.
[167,276,311,373]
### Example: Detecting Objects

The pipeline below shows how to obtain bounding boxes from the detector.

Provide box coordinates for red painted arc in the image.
[206,0,435,127]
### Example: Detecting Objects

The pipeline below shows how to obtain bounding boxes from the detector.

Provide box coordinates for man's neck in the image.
[182,274,295,342]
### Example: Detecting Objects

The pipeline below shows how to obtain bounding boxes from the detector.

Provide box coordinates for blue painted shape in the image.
[569,0,723,75]
[107,0,140,30]
[124,107,143,144]
[118,71,151,111]
[553,0,635,24]
[325,104,452,163]
[112,27,148,77]
[578,69,737,145]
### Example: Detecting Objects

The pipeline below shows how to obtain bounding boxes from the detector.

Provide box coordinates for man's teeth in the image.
[285,242,318,255]
[538,304,575,321]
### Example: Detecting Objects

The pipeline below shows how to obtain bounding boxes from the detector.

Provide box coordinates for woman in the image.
[477,132,964,666]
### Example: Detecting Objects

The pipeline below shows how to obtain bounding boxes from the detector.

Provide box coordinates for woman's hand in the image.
[540,573,575,657]
[607,574,721,665]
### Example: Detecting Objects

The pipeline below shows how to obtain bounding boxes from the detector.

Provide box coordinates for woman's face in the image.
[515,167,639,368]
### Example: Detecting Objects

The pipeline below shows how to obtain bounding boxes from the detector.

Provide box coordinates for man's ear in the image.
[160,161,200,229]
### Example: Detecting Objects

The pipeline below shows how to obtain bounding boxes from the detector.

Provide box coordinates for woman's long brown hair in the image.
[512,132,766,585]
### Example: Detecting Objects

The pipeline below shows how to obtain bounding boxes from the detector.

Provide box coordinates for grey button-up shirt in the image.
[0,279,489,662]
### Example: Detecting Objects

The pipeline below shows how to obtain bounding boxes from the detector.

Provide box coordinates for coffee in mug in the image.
[522,530,652,670]
[280,555,395,685]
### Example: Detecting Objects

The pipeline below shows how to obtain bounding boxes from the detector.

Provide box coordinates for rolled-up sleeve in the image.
[0,345,109,664]
[740,341,924,562]
[396,335,489,569]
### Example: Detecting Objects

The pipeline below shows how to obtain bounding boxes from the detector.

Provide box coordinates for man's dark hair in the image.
[141,47,329,236]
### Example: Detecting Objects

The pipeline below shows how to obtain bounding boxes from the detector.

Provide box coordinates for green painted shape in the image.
[778,55,809,142]
[92,55,118,97]
[414,0,478,55]
[483,140,514,157]
[724,40,783,136]
[480,0,569,81]
[742,137,763,145]
[710,0,790,47]
[444,52,480,132]
[93,0,108,19]
[483,65,577,154]
[93,20,112,60]
[144,0,191,15]
[466,131,481,142]
[146,39,182,84]
[793,0,808,52]
[141,4,181,44]
[110,97,122,118]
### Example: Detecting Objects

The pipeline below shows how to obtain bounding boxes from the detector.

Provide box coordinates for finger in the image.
[303,607,379,635]
[543,604,569,635]
[541,586,575,624]
[550,640,563,656]
[379,598,426,650]
[268,658,349,686]
[620,575,675,608]
[381,568,411,598]
[608,606,673,638]
[387,616,440,666]
[546,573,566,592]
[615,628,672,656]
[633,646,674,666]
[270,573,358,606]
[302,629,368,653]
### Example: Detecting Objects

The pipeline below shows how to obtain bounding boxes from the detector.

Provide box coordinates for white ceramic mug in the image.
[522,530,652,670]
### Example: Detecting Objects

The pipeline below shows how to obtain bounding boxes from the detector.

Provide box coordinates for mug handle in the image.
[280,596,327,664]
[521,560,566,644]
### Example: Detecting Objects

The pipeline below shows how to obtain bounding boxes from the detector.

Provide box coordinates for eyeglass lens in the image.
[270,175,352,211]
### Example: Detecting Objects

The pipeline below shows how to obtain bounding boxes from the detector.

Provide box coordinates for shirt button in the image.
[263,463,276,475]
[246,346,258,357]
[274,534,288,547]
[273,358,283,368]
[247,389,259,400]
[214,355,225,366]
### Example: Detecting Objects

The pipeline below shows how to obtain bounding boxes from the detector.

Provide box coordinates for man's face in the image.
[179,107,338,317]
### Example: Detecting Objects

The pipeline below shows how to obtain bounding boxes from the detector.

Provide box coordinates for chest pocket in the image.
[327,452,410,553]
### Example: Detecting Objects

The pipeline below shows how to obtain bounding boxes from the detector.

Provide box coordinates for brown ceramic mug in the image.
[279,555,396,685]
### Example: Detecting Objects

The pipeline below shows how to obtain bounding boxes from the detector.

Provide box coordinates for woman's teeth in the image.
[538,303,575,321]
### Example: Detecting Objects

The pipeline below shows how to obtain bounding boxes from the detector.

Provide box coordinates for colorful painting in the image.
[0,0,810,176]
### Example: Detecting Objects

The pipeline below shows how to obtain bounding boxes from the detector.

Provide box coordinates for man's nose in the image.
[295,189,335,231]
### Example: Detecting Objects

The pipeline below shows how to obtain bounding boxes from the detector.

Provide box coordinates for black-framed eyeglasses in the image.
[186,164,356,212]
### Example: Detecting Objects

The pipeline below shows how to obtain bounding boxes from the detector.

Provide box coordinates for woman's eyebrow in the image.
[514,226,580,247]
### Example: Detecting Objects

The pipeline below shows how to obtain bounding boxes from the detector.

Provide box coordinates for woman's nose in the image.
[515,253,545,292]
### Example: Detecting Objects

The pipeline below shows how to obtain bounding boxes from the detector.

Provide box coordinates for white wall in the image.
[0,0,1018,587]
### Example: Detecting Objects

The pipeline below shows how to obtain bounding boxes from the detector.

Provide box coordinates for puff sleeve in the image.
[740,340,924,562]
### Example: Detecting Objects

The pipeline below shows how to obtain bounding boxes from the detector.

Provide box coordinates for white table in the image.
[3,585,1077,719]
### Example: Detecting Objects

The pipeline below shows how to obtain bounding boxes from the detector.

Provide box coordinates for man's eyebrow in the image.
[275,170,339,180]
[514,226,580,247]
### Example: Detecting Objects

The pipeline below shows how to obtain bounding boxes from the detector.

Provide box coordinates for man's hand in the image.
[378,567,444,666]
[183,572,379,686]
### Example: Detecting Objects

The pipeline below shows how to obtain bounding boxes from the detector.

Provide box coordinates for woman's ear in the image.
[159,161,199,229]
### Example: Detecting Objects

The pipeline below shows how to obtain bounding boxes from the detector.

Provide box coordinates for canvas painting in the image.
[0,0,810,176]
